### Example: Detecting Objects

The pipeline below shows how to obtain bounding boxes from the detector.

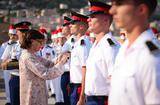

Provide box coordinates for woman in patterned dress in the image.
[19,29,69,105]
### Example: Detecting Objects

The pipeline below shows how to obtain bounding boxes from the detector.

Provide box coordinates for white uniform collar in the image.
[70,35,76,39]
[94,32,113,45]
[126,29,156,49]
[77,35,86,42]
[105,32,113,39]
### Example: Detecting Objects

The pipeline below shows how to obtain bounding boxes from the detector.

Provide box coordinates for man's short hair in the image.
[111,0,157,16]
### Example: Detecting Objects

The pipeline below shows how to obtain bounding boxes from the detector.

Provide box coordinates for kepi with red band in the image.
[14,21,32,30]
[70,11,88,23]
[63,16,72,26]
[88,0,111,16]
[9,24,16,35]
[39,28,48,39]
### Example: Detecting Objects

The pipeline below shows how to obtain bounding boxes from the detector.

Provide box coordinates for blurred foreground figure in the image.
[109,0,160,105]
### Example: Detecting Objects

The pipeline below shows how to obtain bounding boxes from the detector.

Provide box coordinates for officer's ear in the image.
[137,3,149,18]
[102,14,112,27]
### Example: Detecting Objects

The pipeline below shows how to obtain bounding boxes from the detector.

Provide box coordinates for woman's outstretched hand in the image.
[57,52,71,65]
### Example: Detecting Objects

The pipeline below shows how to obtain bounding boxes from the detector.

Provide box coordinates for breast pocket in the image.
[124,72,136,90]
[123,70,141,103]
[72,55,80,66]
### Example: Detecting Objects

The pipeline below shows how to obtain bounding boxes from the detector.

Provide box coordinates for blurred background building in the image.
[0,0,160,44]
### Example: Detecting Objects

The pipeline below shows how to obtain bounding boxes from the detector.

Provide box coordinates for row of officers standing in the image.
[0,0,160,105]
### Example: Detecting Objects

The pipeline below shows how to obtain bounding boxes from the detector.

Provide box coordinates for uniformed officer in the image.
[109,0,160,105]
[62,16,73,40]
[57,28,67,47]
[0,25,18,60]
[84,1,120,105]
[50,30,58,48]
[54,27,68,105]
[41,44,56,97]
[60,16,76,105]
[14,21,31,44]
[61,16,76,53]
[7,21,32,61]
[3,21,31,62]
[9,21,31,105]
[69,11,92,105]
[38,28,57,98]
[1,24,18,66]
[50,29,62,60]
[0,24,17,105]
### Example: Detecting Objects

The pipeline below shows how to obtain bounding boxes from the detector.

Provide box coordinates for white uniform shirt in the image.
[40,45,56,60]
[62,35,76,53]
[109,29,160,105]
[85,32,120,96]
[56,45,63,56]
[1,41,21,61]
[70,35,92,83]
[50,43,59,56]
[0,41,11,58]
[61,35,76,72]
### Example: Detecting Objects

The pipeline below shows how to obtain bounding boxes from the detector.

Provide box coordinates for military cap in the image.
[70,11,88,23]
[57,28,64,38]
[8,24,16,34]
[63,16,72,26]
[14,21,32,30]
[88,0,111,16]
[51,30,58,39]
[39,28,47,34]
[39,28,48,39]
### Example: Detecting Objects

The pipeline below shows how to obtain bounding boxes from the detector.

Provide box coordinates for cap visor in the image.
[70,20,81,24]
[87,11,106,16]
[63,22,71,26]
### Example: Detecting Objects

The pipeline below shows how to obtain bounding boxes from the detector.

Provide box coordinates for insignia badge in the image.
[107,38,115,46]
[80,39,85,46]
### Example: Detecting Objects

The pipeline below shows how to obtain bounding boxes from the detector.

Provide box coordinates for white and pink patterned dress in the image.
[19,50,63,105]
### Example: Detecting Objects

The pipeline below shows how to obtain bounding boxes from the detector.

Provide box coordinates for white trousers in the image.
[54,76,64,102]
[3,70,11,103]
[46,79,55,94]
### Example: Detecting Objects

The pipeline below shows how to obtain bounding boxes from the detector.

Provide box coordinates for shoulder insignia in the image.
[145,41,159,53]
[47,45,52,48]
[39,50,42,56]
[71,38,75,43]
[52,51,55,56]
[107,38,115,46]
[80,39,85,46]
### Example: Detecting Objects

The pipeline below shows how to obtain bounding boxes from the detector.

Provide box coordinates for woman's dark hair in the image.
[21,29,45,49]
